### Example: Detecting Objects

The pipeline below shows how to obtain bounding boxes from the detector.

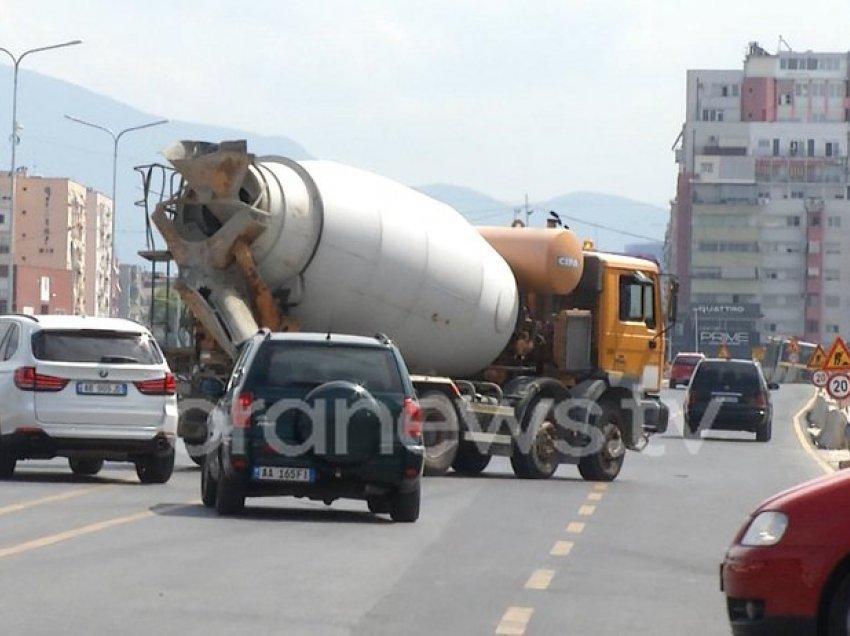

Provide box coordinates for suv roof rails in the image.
[4,313,39,322]
[374,332,392,345]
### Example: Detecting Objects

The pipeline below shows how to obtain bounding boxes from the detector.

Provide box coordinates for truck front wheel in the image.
[578,401,626,482]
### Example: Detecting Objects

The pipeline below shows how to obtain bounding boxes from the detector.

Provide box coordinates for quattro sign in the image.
[827,373,850,400]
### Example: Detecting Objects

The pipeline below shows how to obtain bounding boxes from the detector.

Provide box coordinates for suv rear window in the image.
[248,342,403,393]
[673,356,701,367]
[32,330,163,364]
[690,361,762,392]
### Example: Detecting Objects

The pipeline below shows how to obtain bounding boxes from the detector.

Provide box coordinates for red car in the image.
[721,469,850,635]
[668,352,704,388]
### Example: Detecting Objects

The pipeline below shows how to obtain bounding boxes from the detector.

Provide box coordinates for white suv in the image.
[0,314,178,482]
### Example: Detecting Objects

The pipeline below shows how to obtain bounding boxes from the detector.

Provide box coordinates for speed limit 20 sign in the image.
[812,370,829,388]
[827,373,850,400]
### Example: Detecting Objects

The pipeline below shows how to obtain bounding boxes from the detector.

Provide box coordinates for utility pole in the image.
[0,39,82,312]
[523,194,534,226]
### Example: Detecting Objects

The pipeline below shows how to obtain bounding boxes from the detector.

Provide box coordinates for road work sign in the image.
[823,337,850,371]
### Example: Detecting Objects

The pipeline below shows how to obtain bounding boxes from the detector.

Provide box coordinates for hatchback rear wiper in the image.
[99,355,139,364]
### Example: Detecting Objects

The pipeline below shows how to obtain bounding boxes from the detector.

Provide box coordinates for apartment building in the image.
[669,41,850,357]
[0,171,112,315]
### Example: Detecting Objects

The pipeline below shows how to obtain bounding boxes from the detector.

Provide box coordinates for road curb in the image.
[793,389,837,475]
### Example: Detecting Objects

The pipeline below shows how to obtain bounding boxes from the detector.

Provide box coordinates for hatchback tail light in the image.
[231,391,254,429]
[14,367,69,392]
[402,397,422,438]
[751,393,767,408]
[134,373,177,396]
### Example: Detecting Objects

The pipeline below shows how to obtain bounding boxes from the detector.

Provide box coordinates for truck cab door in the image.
[600,269,663,392]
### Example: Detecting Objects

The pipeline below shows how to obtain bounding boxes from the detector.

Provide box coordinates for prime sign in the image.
[699,331,750,346]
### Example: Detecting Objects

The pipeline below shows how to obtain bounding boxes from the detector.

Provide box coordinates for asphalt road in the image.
[0,384,825,635]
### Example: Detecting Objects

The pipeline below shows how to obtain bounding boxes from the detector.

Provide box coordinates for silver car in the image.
[0,314,178,482]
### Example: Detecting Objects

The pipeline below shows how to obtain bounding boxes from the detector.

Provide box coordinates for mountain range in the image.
[0,67,667,264]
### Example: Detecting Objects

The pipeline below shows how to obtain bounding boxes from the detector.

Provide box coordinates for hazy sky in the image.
[3,0,850,209]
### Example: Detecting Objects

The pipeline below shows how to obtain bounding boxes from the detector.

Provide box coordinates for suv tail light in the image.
[232,391,254,429]
[134,373,177,396]
[402,397,422,438]
[14,367,69,392]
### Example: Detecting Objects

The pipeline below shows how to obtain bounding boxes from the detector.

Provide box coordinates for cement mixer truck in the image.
[136,140,674,482]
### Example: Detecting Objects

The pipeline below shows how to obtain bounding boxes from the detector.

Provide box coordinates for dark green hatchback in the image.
[201,332,424,521]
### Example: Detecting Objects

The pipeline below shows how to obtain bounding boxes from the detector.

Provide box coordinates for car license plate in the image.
[76,382,128,396]
[252,466,315,482]
[713,393,739,403]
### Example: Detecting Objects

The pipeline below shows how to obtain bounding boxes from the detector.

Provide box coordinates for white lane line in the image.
[495,606,534,635]
[550,540,574,557]
[524,569,555,590]
[578,504,596,516]
[587,491,603,501]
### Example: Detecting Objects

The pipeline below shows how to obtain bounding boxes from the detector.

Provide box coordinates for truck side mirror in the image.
[667,278,679,326]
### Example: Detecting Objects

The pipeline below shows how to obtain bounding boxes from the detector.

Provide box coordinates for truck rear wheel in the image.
[420,391,459,476]
[452,442,491,476]
[577,400,626,482]
[511,397,559,479]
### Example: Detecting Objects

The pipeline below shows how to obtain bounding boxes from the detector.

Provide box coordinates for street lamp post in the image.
[0,39,82,312]
[693,308,700,352]
[64,115,168,316]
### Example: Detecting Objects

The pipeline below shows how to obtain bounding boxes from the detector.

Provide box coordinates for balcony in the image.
[754,157,847,184]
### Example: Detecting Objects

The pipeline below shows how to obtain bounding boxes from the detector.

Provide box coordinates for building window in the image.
[808,320,820,333]
[786,216,801,227]
[807,294,820,307]
[827,324,840,334]
[0,214,4,224]
[700,162,714,173]
[808,267,820,278]
[825,269,841,281]
[826,295,841,308]
[810,213,821,226]
[768,323,778,332]
[825,242,841,254]
[0,300,6,314]
[828,216,842,228]
[0,265,7,278]
[0,244,7,254]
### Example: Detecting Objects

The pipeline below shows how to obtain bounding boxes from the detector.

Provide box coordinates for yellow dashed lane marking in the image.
[525,569,555,590]
[550,540,574,556]
[592,483,608,492]
[587,492,603,501]
[495,606,534,635]
[578,504,596,516]
[566,521,585,534]
[0,487,99,516]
